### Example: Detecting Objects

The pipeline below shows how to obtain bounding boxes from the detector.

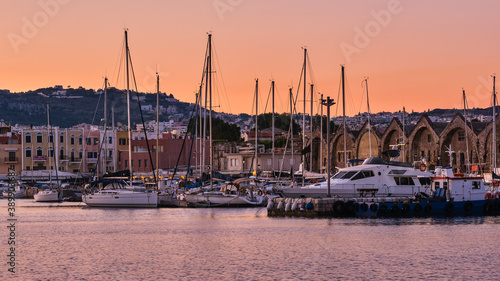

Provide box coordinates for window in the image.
[86,138,91,145]
[138,160,142,168]
[49,133,53,143]
[119,138,127,145]
[131,160,134,168]
[351,170,374,181]
[472,181,480,189]
[79,135,83,145]
[109,136,112,144]
[125,160,128,168]
[60,147,64,159]
[87,152,93,159]
[8,152,16,162]
[144,160,147,168]
[49,148,54,157]
[36,147,43,156]
[427,134,431,142]
[25,148,32,158]
[71,150,75,161]
[93,152,98,158]
[9,165,15,171]
[26,166,31,171]
[108,150,113,158]
[394,177,415,185]
[37,133,43,143]
[79,149,83,159]
[60,134,64,143]
[25,133,31,144]
[458,132,465,141]
[70,135,75,145]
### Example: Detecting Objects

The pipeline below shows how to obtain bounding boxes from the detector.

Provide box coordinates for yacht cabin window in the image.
[351,170,374,181]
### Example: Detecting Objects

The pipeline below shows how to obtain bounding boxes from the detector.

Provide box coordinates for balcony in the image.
[33,156,47,161]
[4,157,19,163]
[68,157,82,163]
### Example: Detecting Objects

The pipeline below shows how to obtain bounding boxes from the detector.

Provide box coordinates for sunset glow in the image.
[2,0,499,116]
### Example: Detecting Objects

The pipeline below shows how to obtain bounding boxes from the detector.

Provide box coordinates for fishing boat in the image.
[274,157,432,198]
[83,179,157,208]
[354,166,497,217]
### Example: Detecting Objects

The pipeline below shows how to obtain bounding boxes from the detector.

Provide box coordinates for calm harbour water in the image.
[3,201,500,280]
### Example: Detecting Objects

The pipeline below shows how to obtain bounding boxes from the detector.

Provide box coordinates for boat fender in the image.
[360,203,368,212]
[333,200,345,215]
[445,202,454,214]
[379,203,388,214]
[484,202,493,215]
[300,201,306,211]
[267,200,274,211]
[464,201,473,212]
[285,202,291,212]
[485,193,493,200]
[402,203,410,214]
[419,163,427,172]
[369,203,378,212]
[291,202,298,211]
[424,204,432,214]
[305,202,313,210]
[495,191,500,200]
[258,190,263,196]
[414,203,423,213]
[277,201,284,210]
[390,204,401,216]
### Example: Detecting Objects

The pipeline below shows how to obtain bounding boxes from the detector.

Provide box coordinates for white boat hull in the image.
[83,191,158,208]
[34,190,61,202]
[184,192,266,207]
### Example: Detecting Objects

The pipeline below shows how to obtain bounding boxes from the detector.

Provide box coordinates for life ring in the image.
[419,163,427,172]
[369,203,378,212]
[485,193,493,200]
[257,190,263,196]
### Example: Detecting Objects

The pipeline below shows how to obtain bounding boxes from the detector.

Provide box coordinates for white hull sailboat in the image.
[34,189,61,202]
[83,179,158,208]
[82,30,158,208]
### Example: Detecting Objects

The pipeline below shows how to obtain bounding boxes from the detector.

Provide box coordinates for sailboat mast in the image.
[341,65,347,167]
[255,79,258,175]
[463,89,470,174]
[125,29,133,185]
[365,78,372,157]
[198,85,203,178]
[320,93,323,173]
[493,75,497,172]
[47,102,51,185]
[156,72,160,189]
[103,76,108,177]
[208,34,213,189]
[402,106,406,162]
[272,80,275,174]
[290,88,294,180]
[310,83,313,172]
[302,48,306,185]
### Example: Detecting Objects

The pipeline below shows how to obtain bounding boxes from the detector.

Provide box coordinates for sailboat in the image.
[83,29,158,208]
[184,42,266,207]
[34,102,62,202]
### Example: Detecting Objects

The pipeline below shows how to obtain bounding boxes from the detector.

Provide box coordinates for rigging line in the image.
[211,40,232,113]
[113,36,126,88]
[91,85,103,125]
[335,72,342,117]
[127,49,156,182]
[172,93,201,179]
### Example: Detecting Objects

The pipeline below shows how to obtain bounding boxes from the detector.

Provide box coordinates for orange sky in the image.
[1,0,500,117]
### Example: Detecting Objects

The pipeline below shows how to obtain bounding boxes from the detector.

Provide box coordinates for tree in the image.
[187,117,241,142]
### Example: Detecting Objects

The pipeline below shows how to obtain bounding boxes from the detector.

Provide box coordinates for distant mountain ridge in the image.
[0,87,496,128]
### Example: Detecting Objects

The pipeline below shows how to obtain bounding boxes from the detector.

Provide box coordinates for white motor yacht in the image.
[34,189,61,202]
[274,157,433,198]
